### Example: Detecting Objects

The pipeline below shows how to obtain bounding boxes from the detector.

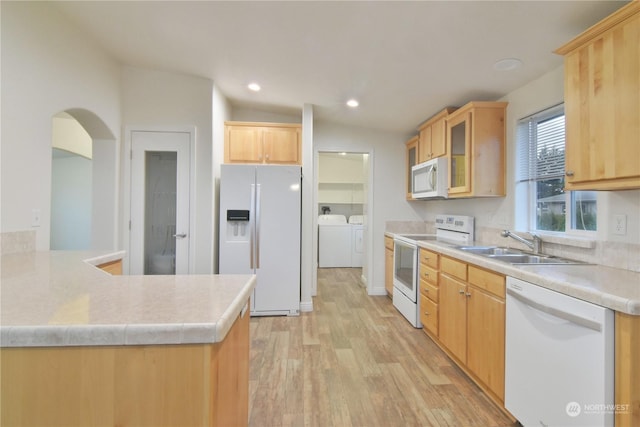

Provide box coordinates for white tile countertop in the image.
[0,250,256,347]
[386,232,640,315]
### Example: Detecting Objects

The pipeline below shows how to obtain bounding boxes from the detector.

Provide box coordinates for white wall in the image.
[412,65,640,247]
[301,104,315,310]
[50,153,92,249]
[212,84,232,273]
[52,114,93,159]
[410,67,566,229]
[121,66,215,273]
[313,121,417,294]
[231,107,301,124]
[0,1,121,250]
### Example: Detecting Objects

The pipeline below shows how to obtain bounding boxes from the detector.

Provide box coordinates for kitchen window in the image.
[516,104,597,233]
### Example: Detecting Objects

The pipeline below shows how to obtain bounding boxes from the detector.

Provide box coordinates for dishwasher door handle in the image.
[507,287,602,332]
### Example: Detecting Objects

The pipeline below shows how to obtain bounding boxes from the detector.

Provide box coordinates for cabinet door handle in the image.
[466,292,472,297]
[424,311,430,316]
[458,290,465,295]
[566,170,575,177]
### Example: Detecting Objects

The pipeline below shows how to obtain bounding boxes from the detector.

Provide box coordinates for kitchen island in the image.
[0,250,256,427]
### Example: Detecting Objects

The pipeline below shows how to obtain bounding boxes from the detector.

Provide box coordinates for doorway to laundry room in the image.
[316,151,369,289]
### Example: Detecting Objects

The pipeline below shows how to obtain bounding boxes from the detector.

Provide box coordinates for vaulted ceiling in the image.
[54,1,626,133]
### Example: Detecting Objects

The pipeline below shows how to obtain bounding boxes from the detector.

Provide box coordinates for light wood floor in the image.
[248,268,517,427]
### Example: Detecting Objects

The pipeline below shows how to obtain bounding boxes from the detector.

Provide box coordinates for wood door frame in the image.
[122,126,197,275]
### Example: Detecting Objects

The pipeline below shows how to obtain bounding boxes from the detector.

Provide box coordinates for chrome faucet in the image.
[501,230,542,254]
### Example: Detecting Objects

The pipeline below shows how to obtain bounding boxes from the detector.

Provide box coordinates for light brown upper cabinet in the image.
[417,107,457,163]
[405,135,419,200]
[224,121,301,165]
[555,2,639,191]
[446,101,507,198]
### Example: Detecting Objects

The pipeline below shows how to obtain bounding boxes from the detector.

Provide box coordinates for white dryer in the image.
[318,214,351,268]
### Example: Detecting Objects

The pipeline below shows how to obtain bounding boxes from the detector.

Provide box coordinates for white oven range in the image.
[393,215,474,328]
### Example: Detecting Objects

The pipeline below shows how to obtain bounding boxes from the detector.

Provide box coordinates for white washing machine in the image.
[349,215,364,267]
[318,214,351,268]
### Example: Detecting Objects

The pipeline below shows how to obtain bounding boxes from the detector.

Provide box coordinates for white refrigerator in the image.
[219,164,301,316]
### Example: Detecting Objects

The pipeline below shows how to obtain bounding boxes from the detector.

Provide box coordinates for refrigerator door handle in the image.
[250,184,256,269]
[256,184,261,269]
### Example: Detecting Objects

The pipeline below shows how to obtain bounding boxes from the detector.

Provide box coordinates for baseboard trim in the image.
[300,300,313,312]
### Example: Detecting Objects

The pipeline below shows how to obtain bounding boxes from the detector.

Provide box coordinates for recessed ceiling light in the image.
[493,58,523,71]
[248,82,261,92]
[346,99,359,108]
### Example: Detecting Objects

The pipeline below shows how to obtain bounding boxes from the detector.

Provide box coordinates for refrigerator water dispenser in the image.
[226,209,250,238]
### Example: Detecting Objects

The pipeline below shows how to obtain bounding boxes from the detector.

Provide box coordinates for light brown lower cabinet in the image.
[436,256,506,405]
[0,304,250,427]
[97,259,122,275]
[439,273,468,361]
[616,311,640,427]
[466,279,505,402]
[419,248,440,336]
[426,249,640,424]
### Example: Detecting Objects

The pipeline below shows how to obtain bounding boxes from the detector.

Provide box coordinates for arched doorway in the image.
[50,109,118,250]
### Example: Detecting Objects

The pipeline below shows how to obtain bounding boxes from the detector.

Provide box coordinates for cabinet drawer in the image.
[468,265,505,299]
[420,293,438,336]
[419,264,438,286]
[419,248,439,269]
[385,236,394,250]
[441,256,467,281]
[420,279,439,303]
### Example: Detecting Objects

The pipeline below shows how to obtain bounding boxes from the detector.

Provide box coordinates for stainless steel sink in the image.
[455,246,588,265]
[486,254,587,265]
[455,246,522,256]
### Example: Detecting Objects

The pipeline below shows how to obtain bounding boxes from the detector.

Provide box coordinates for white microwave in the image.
[411,157,448,199]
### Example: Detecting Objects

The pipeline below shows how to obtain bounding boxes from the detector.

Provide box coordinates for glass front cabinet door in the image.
[447,112,471,195]
[446,102,507,198]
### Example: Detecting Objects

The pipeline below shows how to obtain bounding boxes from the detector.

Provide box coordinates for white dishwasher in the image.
[505,277,614,427]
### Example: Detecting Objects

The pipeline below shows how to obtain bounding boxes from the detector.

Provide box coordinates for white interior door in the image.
[130,131,191,275]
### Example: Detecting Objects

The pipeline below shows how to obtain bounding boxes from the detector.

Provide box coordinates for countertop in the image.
[0,250,257,348]
[386,232,640,315]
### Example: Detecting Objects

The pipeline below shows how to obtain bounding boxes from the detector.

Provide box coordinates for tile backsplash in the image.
[384,221,430,235]
[0,230,36,255]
